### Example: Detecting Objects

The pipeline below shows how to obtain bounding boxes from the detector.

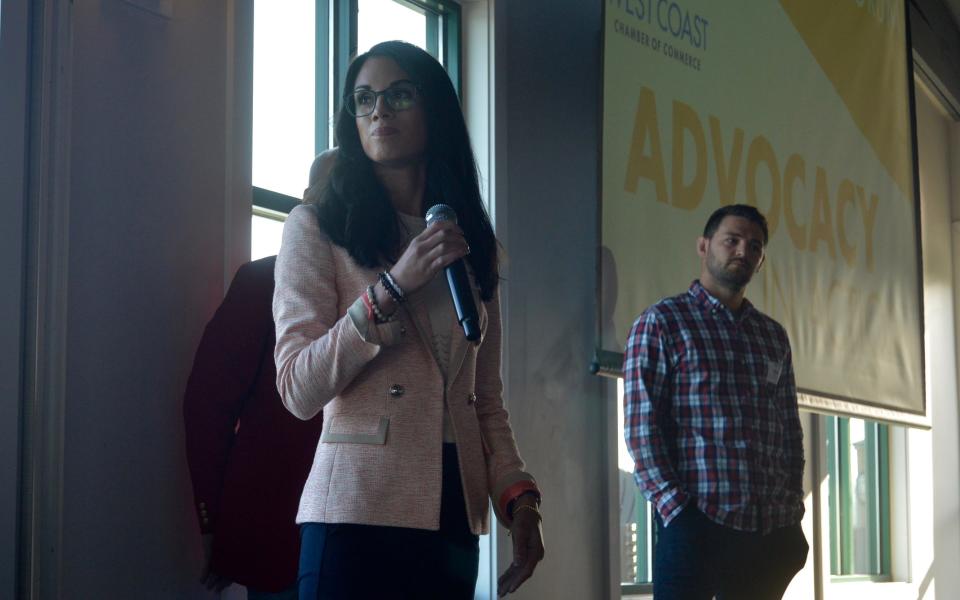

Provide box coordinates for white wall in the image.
[23,1,252,597]
[917,80,960,599]
[492,2,609,598]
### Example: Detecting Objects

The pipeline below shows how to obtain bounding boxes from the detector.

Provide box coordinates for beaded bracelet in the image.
[382,271,405,300]
[378,271,405,304]
[366,284,388,323]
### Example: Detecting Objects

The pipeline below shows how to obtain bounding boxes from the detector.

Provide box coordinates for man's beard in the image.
[706,254,755,290]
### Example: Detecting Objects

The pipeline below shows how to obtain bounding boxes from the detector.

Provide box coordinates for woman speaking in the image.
[273,41,544,599]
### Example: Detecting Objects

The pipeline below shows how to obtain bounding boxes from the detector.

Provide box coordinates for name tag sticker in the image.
[766,359,782,384]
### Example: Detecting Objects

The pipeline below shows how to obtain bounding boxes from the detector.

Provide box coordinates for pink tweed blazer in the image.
[273,204,536,535]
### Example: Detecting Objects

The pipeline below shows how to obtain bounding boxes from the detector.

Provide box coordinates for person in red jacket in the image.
[183,152,335,598]
[183,255,322,597]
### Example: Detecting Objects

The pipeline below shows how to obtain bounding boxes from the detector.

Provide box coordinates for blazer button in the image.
[390,384,405,397]
[467,393,477,405]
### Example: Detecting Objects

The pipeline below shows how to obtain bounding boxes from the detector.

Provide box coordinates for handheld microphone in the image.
[425,204,481,342]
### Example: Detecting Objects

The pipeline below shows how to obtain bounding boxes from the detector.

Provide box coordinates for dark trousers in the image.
[653,505,809,600]
[297,443,479,600]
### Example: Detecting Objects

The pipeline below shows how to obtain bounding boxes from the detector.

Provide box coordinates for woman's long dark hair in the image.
[313,40,499,301]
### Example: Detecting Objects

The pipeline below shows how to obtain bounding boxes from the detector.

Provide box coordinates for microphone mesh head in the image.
[425,204,458,226]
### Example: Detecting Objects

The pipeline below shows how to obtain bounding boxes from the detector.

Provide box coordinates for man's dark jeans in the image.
[653,505,809,600]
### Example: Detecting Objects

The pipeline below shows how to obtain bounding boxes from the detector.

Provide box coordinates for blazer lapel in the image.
[444,282,484,390]
[402,291,443,374]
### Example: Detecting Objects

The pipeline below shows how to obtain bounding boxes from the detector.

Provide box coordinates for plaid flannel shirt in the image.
[624,280,805,533]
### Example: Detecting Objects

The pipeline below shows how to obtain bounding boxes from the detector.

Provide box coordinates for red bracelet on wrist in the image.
[360,290,375,322]
[500,481,541,520]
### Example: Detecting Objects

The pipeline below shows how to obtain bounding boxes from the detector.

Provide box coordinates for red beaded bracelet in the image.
[366,284,388,323]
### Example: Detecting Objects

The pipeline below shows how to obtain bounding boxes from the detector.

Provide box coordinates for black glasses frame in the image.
[344,81,423,117]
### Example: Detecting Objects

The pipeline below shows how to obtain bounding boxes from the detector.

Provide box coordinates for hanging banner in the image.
[600,0,925,422]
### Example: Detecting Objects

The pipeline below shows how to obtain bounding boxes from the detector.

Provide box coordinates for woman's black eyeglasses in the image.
[345,80,422,117]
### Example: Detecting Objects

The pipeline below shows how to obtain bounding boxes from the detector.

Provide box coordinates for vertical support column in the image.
[20,1,74,598]
[224,0,254,285]
[0,0,31,596]
[315,0,332,153]
[332,0,357,117]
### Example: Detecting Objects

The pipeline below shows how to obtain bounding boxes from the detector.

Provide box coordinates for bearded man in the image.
[623,204,809,600]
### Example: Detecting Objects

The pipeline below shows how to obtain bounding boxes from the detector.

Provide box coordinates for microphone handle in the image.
[445,260,481,341]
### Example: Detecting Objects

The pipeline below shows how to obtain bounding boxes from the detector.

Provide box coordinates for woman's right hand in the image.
[389,220,469,295]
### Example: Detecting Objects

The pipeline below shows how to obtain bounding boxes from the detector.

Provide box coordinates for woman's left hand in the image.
[497,499,545,596]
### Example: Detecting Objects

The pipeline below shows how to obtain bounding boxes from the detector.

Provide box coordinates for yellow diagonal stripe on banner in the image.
[779,0,913,202]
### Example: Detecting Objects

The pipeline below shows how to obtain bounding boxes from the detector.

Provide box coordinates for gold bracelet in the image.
[513,504,541,521]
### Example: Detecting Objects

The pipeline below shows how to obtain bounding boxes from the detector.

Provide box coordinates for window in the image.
[251,0,461,259]
[358,0,427,53]
[253,1,316,202]
[251,207,287,261]
[617,379,655,595]
[252,0,316,259]
[825,415,891,580]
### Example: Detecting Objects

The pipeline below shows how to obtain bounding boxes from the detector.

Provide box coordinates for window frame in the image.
[620,500,656,596]
[825,415,892,581]
[617,376,655,595]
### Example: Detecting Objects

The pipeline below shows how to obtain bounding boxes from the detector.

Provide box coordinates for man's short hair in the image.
[702,204,769,246]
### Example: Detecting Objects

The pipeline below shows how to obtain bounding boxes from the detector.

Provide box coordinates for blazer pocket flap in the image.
[320,415,389,445]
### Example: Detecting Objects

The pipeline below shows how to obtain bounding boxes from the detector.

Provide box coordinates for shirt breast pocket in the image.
[675,345,727,396]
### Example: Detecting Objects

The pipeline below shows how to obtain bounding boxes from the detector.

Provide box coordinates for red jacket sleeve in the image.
[183,258,276,533]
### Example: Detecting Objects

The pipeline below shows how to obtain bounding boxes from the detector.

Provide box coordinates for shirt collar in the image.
[688,280,756,323]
